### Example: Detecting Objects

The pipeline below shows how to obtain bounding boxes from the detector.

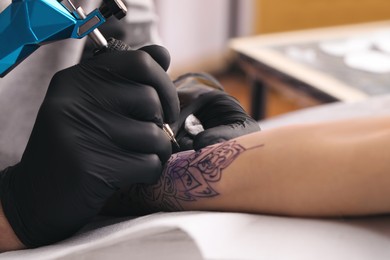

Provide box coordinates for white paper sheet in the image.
[344,50,390,73]
[319,37,372,57]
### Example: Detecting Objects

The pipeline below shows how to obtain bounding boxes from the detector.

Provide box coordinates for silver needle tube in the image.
[163,124,180,150]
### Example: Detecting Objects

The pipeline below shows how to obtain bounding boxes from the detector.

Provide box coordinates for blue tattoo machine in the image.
[0,0,127,77]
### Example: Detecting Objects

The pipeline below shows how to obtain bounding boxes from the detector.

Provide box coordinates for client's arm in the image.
[103,116,390,217]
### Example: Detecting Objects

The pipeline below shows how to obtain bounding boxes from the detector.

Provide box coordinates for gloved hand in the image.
[0,44,179,248]
[173,73,260,151]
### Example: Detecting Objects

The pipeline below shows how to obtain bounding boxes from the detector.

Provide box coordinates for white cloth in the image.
[1,212,390,260]
[185,114,204,136]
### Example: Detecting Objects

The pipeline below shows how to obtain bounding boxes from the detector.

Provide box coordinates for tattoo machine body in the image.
[0,0,127,78]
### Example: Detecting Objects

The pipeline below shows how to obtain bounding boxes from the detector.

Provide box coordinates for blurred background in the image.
[154,0,390,118]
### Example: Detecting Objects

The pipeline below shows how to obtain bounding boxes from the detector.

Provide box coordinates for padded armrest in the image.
[260,94,390,130]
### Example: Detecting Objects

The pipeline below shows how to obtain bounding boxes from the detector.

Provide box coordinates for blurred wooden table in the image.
[229,21,390,120]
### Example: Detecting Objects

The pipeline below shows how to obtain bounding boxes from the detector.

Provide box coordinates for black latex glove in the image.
[0,44,179,248]
[173,73,260,151]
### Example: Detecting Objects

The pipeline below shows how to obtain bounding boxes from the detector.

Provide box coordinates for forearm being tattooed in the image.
[103,116,390,218]
[102,140,264,216]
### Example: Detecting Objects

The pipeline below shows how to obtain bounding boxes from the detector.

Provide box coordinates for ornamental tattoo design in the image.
[116,140,264,215]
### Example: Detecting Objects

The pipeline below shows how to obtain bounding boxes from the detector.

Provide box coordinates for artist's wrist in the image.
[0,201,25,252]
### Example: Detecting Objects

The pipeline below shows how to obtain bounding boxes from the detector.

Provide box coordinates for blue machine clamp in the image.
[0,0,106,77]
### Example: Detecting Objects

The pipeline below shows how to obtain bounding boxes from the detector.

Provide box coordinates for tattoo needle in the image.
[163,124,180,150]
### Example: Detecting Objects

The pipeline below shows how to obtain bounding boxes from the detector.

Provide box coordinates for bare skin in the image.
[2,116,390,252]
[0,202,25,252]
[104,116,390,218]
